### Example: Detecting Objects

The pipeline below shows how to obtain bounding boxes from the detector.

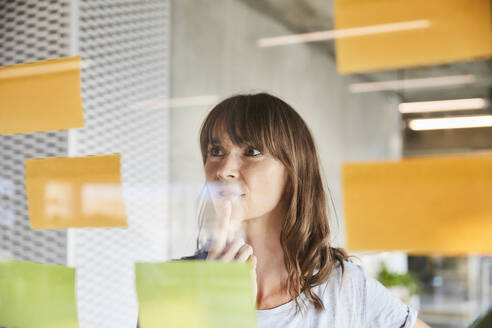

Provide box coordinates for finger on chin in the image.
[207,200,232,259]
[235,244,253,262]
[220,239,245,262]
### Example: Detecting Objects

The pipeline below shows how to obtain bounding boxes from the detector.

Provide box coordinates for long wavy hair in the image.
[197,92,350,313]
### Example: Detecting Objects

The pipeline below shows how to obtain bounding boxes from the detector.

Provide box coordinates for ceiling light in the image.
[399,98,488,114]
[349,74,476,93]
[258,20,430,47]
[129,95,219,110]
[408,115,492,131]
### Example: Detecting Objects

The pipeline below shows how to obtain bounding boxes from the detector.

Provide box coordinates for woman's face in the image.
[204,133,287,222]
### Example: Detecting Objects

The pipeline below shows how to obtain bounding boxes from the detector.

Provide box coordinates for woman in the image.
[190,93,430,328]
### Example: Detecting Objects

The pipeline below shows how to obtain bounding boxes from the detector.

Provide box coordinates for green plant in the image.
[377,262,421,296]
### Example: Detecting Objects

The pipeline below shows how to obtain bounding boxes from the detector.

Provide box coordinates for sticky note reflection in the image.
[342,155,492,255]
[136,261,256,328]
[25,154,128,229]
[0,56,84,134]
[334,0,492,73]
[0,260,78,328]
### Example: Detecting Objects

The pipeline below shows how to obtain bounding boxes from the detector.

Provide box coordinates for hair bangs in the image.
[200,95,280,161]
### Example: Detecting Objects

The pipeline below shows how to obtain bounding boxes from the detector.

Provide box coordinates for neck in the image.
[242,203,291,308]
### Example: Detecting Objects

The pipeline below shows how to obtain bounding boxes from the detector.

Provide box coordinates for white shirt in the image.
[256,260,418,328]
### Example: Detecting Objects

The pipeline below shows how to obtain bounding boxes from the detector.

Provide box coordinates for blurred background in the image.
[1,0,491,327]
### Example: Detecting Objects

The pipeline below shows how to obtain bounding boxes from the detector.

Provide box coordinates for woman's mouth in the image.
[207,181,245,199]
[218,191,245,198]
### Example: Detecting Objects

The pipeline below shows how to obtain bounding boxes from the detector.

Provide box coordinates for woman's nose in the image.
[216,154,240,180]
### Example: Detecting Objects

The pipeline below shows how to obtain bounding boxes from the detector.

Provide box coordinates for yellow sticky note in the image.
[342,155,492,255]
[136,261,256,328]
[25,154,127,229]
[0,260,78,328]
[334,0,492,73]
[0,56,85,134]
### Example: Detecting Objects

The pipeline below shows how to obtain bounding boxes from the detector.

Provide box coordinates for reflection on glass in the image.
[82,183,127,218]
[257,20,430,47]
[349,75,476,93]
[0,177,15,227]
[45,181,74,221]
[0,203,14,227]
[0,177,14,196]
[25,154,127,229]
[197,181,247,252]
[129,95,219,111]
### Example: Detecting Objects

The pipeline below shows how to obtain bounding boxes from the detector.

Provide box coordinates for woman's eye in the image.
[209,146,223,156]
[246,147,262,157]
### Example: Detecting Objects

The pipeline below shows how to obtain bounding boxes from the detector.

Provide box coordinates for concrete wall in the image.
[168,0,402,263]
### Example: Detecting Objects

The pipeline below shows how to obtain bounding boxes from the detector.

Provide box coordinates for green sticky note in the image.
[0,260,78,328]
[136,261,256,328]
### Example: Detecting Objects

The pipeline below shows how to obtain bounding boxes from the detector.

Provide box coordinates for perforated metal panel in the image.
[0,0,70,65]
[71,1,170,327]
[0,0,70,265]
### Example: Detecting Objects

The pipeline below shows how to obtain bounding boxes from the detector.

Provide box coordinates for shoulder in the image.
[313,260,418,327]
[318,259,366,292]
[337,259,366,283]
[300,261,370,326]
[310,260,367,305]
[335,260,418,328]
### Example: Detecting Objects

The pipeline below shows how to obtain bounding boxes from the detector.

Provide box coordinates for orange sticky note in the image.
[342,155,492,256]
[25,154,127,229]
[0,56,85,134]
[334,0,492,73]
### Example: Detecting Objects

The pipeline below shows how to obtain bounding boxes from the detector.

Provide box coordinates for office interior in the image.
[0,1,491,328]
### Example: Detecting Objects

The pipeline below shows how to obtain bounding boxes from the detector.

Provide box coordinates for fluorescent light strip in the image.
[409,115,492,131]
[258,20,431,47]
[129,95,219,110]
[349,74,476,93]
[399,98,489,114]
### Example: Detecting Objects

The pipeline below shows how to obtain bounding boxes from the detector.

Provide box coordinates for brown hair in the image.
[198,93,350,313]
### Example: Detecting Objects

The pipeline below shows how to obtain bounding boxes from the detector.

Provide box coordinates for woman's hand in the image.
[206,199,258,300]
